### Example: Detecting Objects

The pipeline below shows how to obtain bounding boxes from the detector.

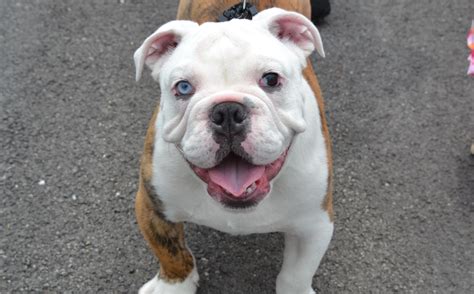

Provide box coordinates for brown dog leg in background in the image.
[177,0,311,24]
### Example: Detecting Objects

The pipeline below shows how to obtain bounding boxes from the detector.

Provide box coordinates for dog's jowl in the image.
[134,2,333,293]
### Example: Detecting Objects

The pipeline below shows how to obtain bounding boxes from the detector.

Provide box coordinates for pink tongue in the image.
[208,155,265,197]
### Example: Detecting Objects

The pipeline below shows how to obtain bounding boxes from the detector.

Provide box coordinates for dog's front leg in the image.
[276,221,333,294]
[136,184,198,294]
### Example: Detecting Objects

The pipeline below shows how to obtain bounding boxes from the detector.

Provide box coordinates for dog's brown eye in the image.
[259,72,280,88]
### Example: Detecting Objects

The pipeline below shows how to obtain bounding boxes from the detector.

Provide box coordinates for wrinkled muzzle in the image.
[165,92,297,209]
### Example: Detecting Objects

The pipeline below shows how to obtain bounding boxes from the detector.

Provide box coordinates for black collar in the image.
[218,1,258,22]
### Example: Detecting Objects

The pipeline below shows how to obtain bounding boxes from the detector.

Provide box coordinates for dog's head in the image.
[134,8,324,209]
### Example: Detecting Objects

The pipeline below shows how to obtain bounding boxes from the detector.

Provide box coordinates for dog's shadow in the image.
[185,223,283,294]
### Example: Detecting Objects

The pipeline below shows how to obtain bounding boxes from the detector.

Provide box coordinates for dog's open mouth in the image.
[190,150,288,209]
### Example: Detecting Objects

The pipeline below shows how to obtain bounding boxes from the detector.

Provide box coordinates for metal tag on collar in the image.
[218,0,258,22]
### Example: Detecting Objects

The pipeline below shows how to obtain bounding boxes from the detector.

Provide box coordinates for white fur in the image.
[139,267,199,294]
[135,8,332,294]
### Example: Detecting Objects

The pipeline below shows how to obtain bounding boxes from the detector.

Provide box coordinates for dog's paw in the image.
[138,268,199,294]
[276,278,316,294]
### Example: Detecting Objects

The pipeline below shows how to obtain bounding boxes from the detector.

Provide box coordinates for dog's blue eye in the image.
[175,80,194,96]
[259,72,280,88]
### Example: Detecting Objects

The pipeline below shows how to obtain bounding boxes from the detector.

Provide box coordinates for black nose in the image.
[210,102,248,137]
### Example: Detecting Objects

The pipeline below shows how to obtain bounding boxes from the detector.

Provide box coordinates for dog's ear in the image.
[134,20,198,81]
[254,8,324,60]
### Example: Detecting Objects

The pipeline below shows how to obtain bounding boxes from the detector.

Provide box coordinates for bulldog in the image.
[133,1,333,293]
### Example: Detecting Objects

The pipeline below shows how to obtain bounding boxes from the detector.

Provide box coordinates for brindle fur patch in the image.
[135,107,195,282]
[303,62,334,221]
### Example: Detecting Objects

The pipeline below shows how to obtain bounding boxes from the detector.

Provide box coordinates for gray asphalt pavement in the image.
[1,0,473,293]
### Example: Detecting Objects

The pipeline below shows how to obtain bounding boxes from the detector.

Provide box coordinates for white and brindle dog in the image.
[134,1,333,293]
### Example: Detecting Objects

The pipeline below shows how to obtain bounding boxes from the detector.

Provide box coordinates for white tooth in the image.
[246,183,257,194]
